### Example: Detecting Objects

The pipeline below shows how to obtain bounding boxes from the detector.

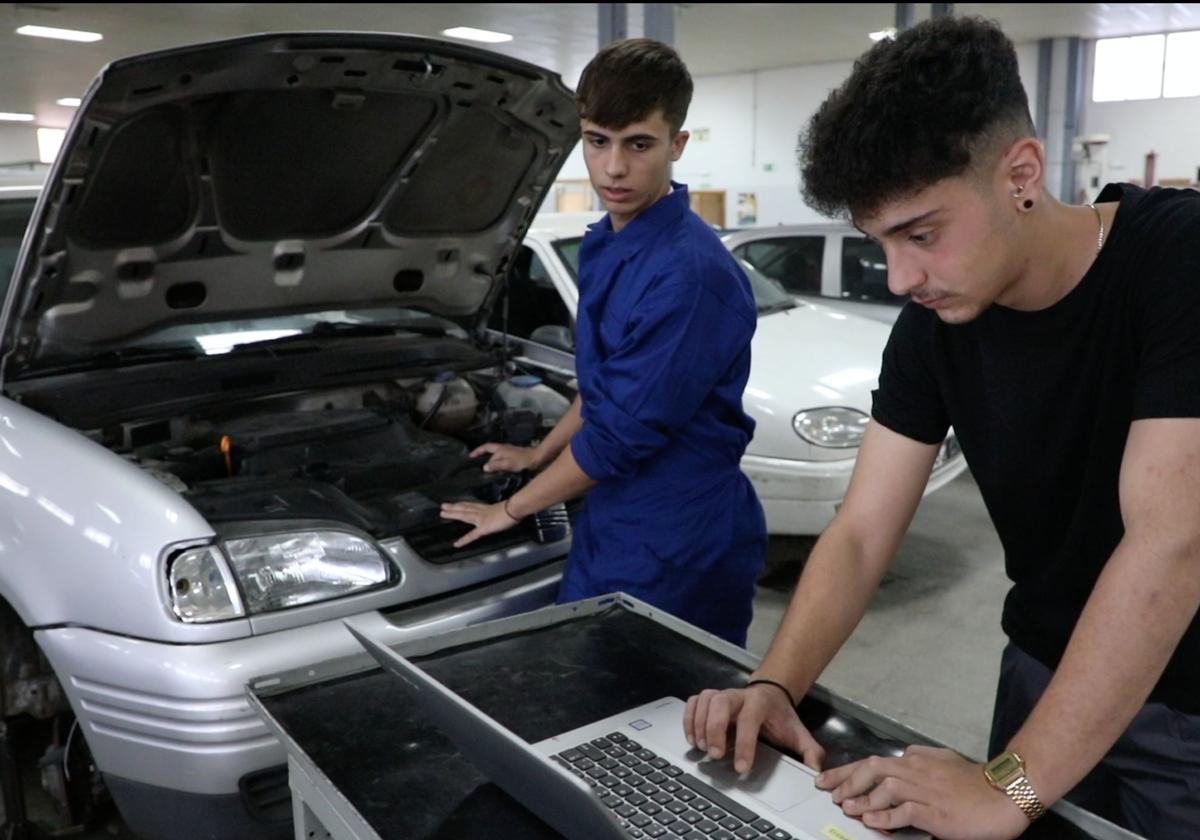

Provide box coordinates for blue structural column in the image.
[598,4,628,46]
[1036,38,1053,140]
[644,4,675,45]
[1061,37,1085,203]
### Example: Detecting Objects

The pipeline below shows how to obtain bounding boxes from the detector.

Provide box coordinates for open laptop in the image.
[347,624,929,840]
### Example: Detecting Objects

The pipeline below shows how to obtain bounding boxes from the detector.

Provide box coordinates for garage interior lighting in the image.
[441,26,513,44]
[0,112,35,122]
[37,128,66,164]
[869,28,896,42]
[16,24,103,42]
[56,97,82,107]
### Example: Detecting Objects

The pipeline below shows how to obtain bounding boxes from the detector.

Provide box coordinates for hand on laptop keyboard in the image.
[554,733,795,840]
[682,685,825,775]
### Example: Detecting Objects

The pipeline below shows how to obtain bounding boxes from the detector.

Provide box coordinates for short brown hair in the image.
[575,38,693,133]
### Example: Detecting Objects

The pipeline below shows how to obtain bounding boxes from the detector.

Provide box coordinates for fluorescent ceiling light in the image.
[869,28,896,41]
[37,128,66,164]
[441,26,513,44]
[0,112,35,122]
[56,97,82,107]
[16,24,103,42]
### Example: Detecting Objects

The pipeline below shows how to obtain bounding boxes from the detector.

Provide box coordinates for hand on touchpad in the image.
[691,745,819,813]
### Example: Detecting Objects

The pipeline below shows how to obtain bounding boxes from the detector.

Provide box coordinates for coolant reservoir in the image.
[414,374,478,433]
[495,375,571,429]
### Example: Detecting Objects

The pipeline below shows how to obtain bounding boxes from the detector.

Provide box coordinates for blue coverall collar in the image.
[587,181,690,256]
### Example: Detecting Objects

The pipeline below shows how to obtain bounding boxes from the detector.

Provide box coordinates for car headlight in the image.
[168,545,245,623]
[793,407,870,448]
[167,531,394,623]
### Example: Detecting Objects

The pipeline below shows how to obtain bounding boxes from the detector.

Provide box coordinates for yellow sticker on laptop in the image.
[821,827,857,840]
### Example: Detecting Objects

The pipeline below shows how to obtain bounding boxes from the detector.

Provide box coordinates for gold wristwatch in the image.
[983,751,1046,822]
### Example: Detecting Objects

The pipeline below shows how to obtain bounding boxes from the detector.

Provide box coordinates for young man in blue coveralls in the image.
[441,38,767,646]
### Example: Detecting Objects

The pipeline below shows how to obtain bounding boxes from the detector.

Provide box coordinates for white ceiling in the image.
[1,3,1199,132]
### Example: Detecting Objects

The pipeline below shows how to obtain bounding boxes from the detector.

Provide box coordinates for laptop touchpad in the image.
[692,747,819,813]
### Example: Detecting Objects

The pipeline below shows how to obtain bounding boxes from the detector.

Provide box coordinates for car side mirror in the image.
[530,325,574,352]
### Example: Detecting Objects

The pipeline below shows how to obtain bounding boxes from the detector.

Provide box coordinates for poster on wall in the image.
[736,192,758,226]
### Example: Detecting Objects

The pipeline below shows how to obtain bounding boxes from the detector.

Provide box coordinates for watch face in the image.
[987,753,1022,783]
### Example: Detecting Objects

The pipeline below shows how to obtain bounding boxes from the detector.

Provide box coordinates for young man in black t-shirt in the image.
[683,16,1200,840]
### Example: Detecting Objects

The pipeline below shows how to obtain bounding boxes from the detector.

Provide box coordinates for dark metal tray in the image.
[248,595,1140,840]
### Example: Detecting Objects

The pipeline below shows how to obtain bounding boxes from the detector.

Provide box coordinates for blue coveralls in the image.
[558,183,768,646]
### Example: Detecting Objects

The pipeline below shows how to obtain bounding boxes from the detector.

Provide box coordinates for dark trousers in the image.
[989,643,1200,840]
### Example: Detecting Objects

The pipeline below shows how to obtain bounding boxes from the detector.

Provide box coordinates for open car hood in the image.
[1,32,579,380]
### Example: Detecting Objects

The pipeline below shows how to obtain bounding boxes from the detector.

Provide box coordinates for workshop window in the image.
[1093,30,1200,102]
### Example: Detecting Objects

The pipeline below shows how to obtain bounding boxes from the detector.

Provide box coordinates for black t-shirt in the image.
[872,184,1200,713]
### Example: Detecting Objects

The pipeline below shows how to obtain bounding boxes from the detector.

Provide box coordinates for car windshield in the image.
[553,236,796,316]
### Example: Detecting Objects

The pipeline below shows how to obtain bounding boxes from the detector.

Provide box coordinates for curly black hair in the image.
[576,38,693,133]
[799,16,1034,221]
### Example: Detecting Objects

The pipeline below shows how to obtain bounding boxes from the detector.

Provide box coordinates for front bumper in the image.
[741,436,967,535]
[35,559,563,805]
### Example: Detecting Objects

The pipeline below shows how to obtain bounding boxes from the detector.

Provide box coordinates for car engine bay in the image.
[93,369,573,561]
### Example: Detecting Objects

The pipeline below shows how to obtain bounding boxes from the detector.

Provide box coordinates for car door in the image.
[0,195,38,307]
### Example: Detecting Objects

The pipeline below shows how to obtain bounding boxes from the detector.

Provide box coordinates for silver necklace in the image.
[1085,203,1105,255]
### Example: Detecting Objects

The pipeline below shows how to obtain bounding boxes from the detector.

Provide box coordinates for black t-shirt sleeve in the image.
[870,304,951,445]
[1132,209,1200,420]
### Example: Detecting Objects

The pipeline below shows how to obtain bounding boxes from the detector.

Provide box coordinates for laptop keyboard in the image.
[553,732,794,840]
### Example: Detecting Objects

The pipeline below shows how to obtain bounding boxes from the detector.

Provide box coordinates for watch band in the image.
[1004,775,1047,822]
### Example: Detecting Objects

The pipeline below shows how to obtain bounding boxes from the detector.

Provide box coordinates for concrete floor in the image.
[748,468,1008,762]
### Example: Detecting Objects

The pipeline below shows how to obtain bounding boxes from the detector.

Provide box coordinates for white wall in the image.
[677,60,854,227]
[1084,98,1200,187]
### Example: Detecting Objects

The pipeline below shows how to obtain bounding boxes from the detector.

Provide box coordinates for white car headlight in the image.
[225,531,393,614]
[793,407,870,448]
[168,545,245,623]
[167,531,394,622]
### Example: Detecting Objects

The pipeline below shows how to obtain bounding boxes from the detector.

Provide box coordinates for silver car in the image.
[0,33,579,839]
[721,224,905,325]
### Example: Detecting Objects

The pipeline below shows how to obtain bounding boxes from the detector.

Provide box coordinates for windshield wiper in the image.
[28,345,204,375]
[757,301,798,316]
[228,320,449,353]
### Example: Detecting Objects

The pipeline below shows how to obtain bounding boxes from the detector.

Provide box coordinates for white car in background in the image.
[721,223,906,325]
[501,212,967,535]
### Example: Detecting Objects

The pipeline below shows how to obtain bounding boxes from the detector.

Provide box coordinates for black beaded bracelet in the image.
[744,678,797,708]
